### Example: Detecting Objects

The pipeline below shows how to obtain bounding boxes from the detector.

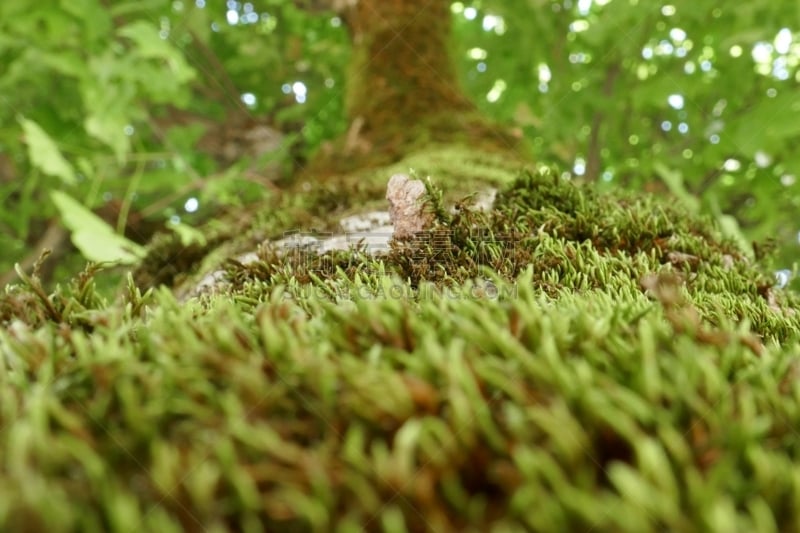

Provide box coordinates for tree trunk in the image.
[345,0,473,135]
[307,0,523,177]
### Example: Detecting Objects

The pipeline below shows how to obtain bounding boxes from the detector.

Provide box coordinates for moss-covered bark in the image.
[345,0,472,129]
[307,0,524,177]
[4,168,800,532]
[135,1,529,289]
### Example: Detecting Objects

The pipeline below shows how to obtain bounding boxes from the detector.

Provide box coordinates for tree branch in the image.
[585,64,620,182]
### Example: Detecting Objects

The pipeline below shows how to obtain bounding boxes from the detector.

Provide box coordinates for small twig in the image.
[13,250,63,322]
[0,222,68,288]
[186,28,247,114]
[138,177,205,218]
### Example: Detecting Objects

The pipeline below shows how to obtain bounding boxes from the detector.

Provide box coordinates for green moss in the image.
[132,144,525,297]
[223,167,796,342]
[2,165,800,532]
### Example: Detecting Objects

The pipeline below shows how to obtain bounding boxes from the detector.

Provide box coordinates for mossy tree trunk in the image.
[345,0,473,138]
[308,0,522,176]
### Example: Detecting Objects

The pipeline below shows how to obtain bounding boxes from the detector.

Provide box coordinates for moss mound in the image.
[2,167,800,532]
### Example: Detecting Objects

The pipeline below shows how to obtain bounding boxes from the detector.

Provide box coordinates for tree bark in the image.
[345,0,473,133]
[307,0,523,176]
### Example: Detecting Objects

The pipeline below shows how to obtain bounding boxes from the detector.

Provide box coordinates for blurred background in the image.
[0,0,798,287]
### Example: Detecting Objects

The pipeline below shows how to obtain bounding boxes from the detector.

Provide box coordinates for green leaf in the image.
[80,72,135,162]
[109,0,169,17]
[653,162,700,213]
[59,0,111,44]
[708,195,753,258]
[50,190,146,265]
[169,221,207,247]
[20,118,76,186]
[84,113,130,163]
[117,21,195,84]
[731,94,800,155]
[38,49,87,78]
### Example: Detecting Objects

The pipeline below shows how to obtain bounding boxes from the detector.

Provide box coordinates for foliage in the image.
[451,0,800,265]
[1,0,798,280]
[0,0,349,283]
